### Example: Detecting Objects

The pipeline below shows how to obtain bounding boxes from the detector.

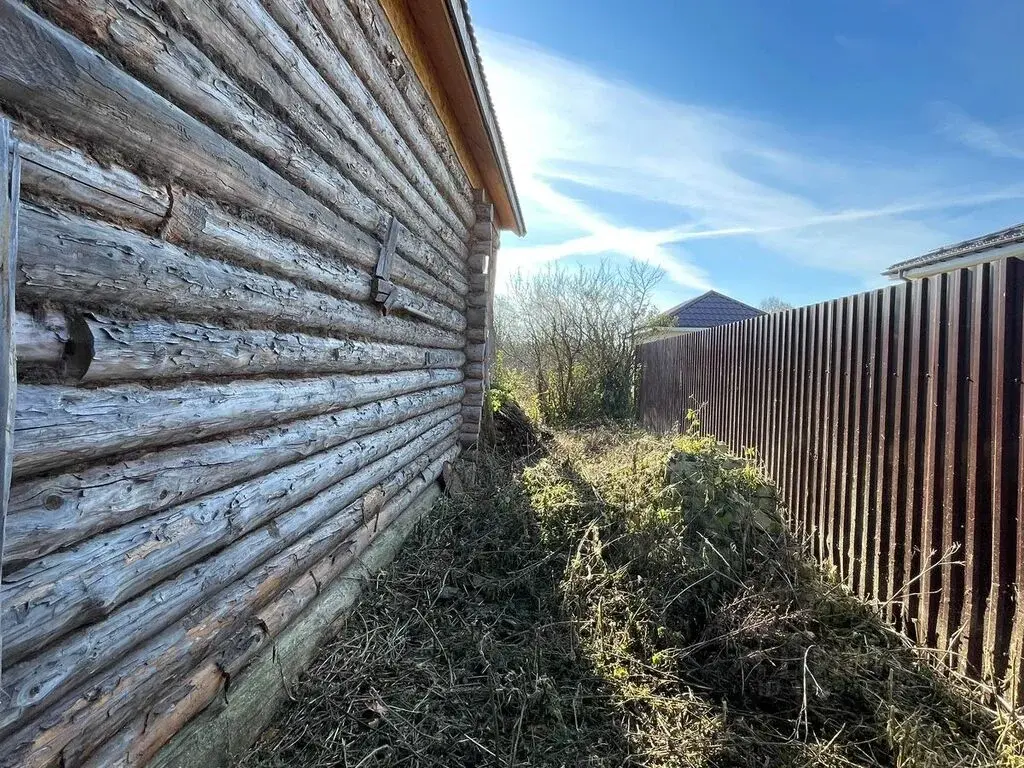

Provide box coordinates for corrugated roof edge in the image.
[883,222,1024,277]
[445,0,525,236]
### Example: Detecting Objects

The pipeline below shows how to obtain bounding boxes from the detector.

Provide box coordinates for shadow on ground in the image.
[239,423,1021,768]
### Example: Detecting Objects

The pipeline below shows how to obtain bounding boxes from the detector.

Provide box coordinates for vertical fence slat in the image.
[637,259,1024,702]
[812,302,830,561]
[959,266,987,676]
[847,292,867,592]
[937,270,968,659]
[791,307,810,537]
[858,290,880,599]
[886,283,910,624]
[782,309,799,517]
[918,274,945,647]
[1007,257,1024,708]
[872,288,894,606]
[902,279,928,640]
[830,298,851,573]
[985,260,1014,684]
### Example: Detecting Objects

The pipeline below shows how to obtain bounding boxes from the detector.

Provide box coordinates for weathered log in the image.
[0,1,464,305]
[154,0,468,270]
[0,425,455,738]
[336,0,473,209]
[257,0,470,239]
[0,440,455,768]
[14,366,462,477]
[14,310,67,366]
[1,411,459,668]
[0,117,19,675]
[267,0,472,228]
[75,314,466,383]
[5,383,462,564]
[14,127,465,316]
[17,205,465,345]
[177,0,467,249]
[100,452,452,768]
[86,477,446,768]
[34,0,467,284]
[15,128,169,229]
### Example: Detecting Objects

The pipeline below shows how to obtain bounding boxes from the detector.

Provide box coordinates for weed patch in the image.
[241,425,1022,767]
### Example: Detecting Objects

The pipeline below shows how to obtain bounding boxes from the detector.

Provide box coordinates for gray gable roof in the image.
[665,290,764,329]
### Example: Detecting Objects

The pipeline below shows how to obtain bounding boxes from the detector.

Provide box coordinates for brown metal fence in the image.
[638,257,1024,706]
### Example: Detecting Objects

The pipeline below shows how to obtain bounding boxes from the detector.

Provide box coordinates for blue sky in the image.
[472,0,1024,310]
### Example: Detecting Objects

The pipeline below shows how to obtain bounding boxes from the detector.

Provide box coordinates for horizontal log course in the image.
[0,1,466,307]
[75,315,466,383]
[106,454,452,768]
[468,250,488,273]
[15,310,67,366]
[15,129,169,228]
[89,477,446,768]
[463,391,485,408]
[298,0,473,227]
[237,0,470,243]
[5,383,463,565]
[0,439,456,767]
[14,128,465,315]
[340,0,472,207]
[181,0,467,270]
[464,342,487,362]
[14,366,462,477]
[36,0,468,284]
[17,205,465,345]
[1,410,459,670]
[0,422,456,740]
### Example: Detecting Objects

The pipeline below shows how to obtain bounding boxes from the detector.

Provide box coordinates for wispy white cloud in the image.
[479,33,1024,296]
[934,102,1024,161]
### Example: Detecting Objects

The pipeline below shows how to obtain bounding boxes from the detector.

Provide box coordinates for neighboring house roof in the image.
[664,290,765,329]
[883,222,1024,280]
[379,0,525,235]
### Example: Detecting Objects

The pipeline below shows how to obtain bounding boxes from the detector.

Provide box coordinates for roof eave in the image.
[443,0,525,236]
[883,242,1024,281]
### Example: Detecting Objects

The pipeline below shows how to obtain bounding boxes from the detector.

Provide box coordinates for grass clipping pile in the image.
[242,424,1023,767]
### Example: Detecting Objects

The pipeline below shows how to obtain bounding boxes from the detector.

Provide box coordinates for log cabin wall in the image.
[460,188,498,445]
[0,0,494,764]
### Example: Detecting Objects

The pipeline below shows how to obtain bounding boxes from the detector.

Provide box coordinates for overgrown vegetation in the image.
[494,260,661,425]
[242,419,1023,767]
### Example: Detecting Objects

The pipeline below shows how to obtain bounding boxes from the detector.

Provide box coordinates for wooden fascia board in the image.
[379,0,523,234]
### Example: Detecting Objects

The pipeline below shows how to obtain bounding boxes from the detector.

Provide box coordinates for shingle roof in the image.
[883,222,1024,277]
[665,291,764,329]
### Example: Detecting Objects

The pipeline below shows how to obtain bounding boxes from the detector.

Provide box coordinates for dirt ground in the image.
[239,415,1023,767]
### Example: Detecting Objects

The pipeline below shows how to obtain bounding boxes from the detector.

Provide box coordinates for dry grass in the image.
[240,419,1023,768]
